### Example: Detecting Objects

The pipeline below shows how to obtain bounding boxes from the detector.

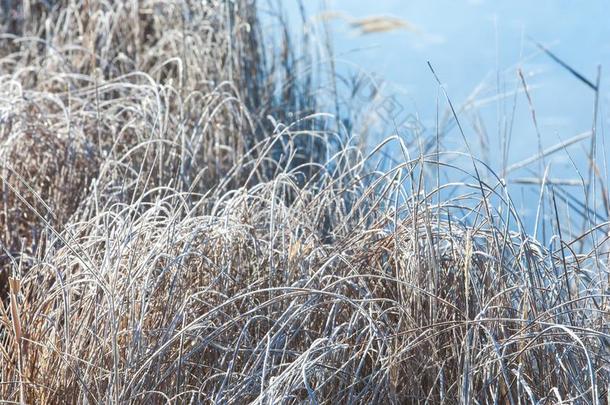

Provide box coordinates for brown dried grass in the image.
[0,1,608,404]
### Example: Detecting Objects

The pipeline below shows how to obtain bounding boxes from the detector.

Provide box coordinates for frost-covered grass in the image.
[0,1,608,403]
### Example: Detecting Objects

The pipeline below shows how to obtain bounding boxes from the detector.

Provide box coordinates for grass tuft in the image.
[0,1,608,403]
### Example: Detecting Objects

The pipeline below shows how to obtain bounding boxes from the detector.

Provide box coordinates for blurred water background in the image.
[276,0,610,236]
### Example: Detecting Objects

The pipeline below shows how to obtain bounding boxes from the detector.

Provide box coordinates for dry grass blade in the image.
[350,16,419,35]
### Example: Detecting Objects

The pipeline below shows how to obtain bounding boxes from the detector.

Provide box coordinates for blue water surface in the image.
[281,0,610,235]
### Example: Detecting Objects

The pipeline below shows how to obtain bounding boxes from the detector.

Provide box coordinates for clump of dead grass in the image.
[0,1,608,404]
